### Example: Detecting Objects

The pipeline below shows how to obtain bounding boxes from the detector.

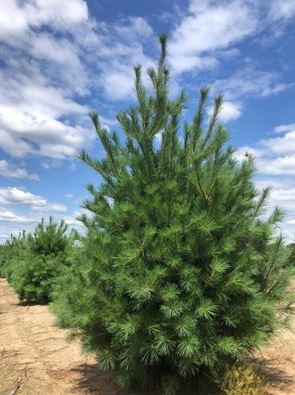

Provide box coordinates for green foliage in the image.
[0,218,74,303]
[52,36,295,394]
[0,231,28,280]
[288,242,295,266]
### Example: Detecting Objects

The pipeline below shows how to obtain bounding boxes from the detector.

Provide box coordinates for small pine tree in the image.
[0,231,28,280]
[288,242,295,266]
[52,36,295,394]
[8,218,74,303]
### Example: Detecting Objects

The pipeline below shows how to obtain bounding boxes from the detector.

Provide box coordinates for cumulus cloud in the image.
[169,0,258,74]
[168,0,295,75]
[0,0,88,44]
[269,0,295,21]
[0,1,28,43]
[0,209,32,223]
[234,122,295,241]
[274,123,295,133]
[29,33,89,95]
[235,125,295,176]
[0,208,85,242]
[0,106,89,159]
[220,101,242,122]
[0,160,39,180]
[23,0,89,29]
[0,0,292,162]
[0,36,91,159]
[0,2,156,161]
[167,0,292,122]
[92,17,155,100]
[0,187,66,212]
[263,132,295,156]
[211,68,291,101]
[209,101,242,122]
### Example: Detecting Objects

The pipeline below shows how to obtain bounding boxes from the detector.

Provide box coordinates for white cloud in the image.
[0,160,39,180]
[210,101,242,122]
[0,187,66,212]
[0,51,91,158]
[274,123,295,133]
[103,70,135,101]
[92,18,155,100]
[0,0,92,161]
[235,140,295,176]
[168,0,295,75]
[29,33,89,95]
[113,16,153,39]
[269,0,295,21]
[0,106,90,159]
[0,187,45,206]
[221,101,242,121]
[0,0,88,45]
[0,208,86,242]
[258,156,295,176]
[0,209,32,223]
[211,68,290,101]
[169,0,257,74]
[0,4,156,161]
[234,146,263,162]
[24,0,89,30]
[263,130,295,156]
[0,0,28,43]
[235,121,295,241]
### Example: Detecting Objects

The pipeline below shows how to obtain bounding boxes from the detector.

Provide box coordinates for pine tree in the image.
[52,36,295,394]
[0,231,28,280]
[288,242,295,266]
[6,218,74,303]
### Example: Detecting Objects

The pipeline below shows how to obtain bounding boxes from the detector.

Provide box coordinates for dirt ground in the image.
[0,278,294,395]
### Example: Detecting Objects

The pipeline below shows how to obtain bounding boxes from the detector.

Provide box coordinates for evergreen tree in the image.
[0,231,28,280]
[52,36,295,394]
[288,242,295,266]
[7,218,74,303]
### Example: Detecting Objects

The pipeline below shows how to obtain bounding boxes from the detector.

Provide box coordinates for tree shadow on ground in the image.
[70,363,221,395]
[248,356,295,394]
[70,358,295,395]
[13,299,48,306]
[69,363,143,395]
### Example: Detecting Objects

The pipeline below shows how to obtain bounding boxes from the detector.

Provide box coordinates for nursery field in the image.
[1,36,295,395]
[0,278,128,395]
[0,278,294,395]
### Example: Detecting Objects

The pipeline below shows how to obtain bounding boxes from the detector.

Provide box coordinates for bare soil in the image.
[0,278,294,394]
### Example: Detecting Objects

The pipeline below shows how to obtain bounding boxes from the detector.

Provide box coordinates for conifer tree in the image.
[7,218,74,303]
[288,242,295,266]
[0,231,28,280]
[52,36,295,394]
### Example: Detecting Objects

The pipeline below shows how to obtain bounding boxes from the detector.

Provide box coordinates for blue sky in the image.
[0,0,295,242]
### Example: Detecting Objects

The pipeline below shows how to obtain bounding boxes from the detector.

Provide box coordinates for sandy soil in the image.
[0,278,294,394]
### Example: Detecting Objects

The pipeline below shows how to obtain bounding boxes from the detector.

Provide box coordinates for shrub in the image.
[0,232,28,280]
[288,242,295,266]
[219,362,268,395]
[52,36,295,394]
[8,218,74,303]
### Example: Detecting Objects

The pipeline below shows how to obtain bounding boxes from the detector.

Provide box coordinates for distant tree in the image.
[52,36,295,394]
[6,218,74,303]
[288,243,295,266]
[0,231,28,280]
